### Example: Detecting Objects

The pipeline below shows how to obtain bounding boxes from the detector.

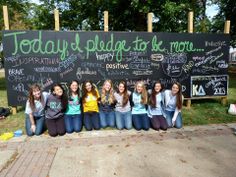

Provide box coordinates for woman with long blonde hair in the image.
[99,80,116,128]
[131,81,150,130]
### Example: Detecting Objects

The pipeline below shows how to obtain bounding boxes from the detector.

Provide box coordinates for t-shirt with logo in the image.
[45,94,64,119]
[131,92,147,115]
[25,92,49,117]
[65,95,81,115]
[83,90,100,113]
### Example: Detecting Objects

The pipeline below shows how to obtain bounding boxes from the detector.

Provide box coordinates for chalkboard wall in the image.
[2,31,230,106]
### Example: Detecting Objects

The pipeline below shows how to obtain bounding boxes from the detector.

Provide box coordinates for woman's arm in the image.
[172,95,184,123]
[29,113,36,132]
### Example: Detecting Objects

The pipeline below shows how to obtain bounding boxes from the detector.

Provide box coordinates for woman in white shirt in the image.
[163,82,183,129]
[25,84,48,136]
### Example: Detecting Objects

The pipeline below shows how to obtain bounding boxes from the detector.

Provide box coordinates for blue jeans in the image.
[132,114,150,131]
[165,110,183,129]
[115,111,132,130]
[83,112,100,131]
[25,114,45,136]
[64,114,82,133]
[99,111,115,128]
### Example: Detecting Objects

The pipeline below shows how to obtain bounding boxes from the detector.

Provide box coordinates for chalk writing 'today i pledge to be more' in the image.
[4,31,204,62]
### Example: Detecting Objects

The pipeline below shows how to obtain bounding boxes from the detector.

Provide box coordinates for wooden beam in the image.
[147,12,153,32]
[221,20,231,105]
[188,11,193,33]
[186,99,191,109]
[3,6,17,114]
[104,11,108,32]
[54,9,60,31]
[186,11,194,108]
[3,6,9,30]
[224,20,230,34]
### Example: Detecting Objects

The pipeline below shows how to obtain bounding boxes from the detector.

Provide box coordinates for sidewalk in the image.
[0,123,236,177]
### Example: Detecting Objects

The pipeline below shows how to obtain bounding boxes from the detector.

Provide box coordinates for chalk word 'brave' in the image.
[8,69,24,76]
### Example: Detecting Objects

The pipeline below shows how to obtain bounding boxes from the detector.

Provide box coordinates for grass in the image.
[0,72,25,134]
[0,70,236,134]
[183,71,236,125]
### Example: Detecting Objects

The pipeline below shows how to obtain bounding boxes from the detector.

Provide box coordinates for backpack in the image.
[0,107,11,117]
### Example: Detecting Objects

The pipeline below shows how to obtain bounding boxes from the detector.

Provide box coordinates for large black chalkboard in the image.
[2,31,230,106]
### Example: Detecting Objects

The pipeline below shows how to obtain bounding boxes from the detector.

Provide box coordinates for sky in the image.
[206,4,219,20]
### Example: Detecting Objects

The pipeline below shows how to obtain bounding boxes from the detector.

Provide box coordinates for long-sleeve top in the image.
[45,94,64,119]
[147,92,164,118]
[25,92,49,117]
[114,91,131,112]
[163,90,183,121]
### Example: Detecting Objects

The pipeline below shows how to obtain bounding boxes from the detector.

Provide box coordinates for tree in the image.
[211,0,236,47]
[0,0,34,30]
[34,0,204,32]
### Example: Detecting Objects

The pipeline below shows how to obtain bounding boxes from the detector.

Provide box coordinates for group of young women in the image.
[25,80,183,137]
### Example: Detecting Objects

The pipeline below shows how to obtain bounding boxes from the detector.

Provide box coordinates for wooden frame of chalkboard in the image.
[2,30,230,106]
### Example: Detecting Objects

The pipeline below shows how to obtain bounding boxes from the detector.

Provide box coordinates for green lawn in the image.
[183,72,236,125]
[0,71,236,134]
[0,72,25,134]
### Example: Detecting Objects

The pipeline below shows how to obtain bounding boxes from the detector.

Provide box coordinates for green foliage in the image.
[31,0,204,32]
[0,0,34,30]
[211,0,236,47]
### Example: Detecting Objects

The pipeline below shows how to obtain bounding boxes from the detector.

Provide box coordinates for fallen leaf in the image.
[179,159,187,163]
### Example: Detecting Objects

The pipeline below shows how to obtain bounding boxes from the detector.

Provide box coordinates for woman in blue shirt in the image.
[64,80,82,133]
[131,81,150,130]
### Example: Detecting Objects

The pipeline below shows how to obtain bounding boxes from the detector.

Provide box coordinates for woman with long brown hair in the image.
[64,80,82,133]
[163,82,183,129]
[25,84,48,136]
[148,81,168,131]
[45,83,68,137]
[114,81,132,130]
[82,80,100,131]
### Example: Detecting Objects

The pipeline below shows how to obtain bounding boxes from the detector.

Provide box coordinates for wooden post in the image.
[221,20,230,105]
[54,9,60,31]
[3,6,17,114]
[3,6,9,30]
[104,11,108,32]
[188,11,193,33]
[186,99,191,109]
[224,20,230,34]
[147,12,153,32]
[186,11,194,108]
